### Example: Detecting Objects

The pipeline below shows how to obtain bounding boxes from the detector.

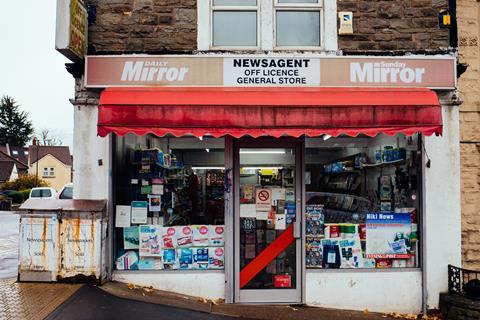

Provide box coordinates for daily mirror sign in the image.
[85,55,456,89]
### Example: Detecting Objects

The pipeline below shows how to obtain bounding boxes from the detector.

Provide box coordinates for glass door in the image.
[234,140,302,303]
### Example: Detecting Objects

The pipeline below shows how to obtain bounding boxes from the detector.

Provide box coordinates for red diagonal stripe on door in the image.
[240,224,294,289]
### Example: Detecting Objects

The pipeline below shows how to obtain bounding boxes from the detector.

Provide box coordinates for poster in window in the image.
[255,188,272,211]
[365,212,412,259]
[148,194,161,212]
[115,205,131,227]
[123,226,139,250]
[131,201,148,224]
[139,225,162,257]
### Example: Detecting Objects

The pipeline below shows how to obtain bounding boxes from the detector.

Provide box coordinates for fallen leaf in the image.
[363,309,369,315]
[127,283,136,290]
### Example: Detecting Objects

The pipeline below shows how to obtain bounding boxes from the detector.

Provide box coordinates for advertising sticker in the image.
[365,213,411,259]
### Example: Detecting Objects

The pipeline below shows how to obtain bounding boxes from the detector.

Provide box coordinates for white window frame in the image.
[273,0,324,50]
[43,167,55,178]
[209,0,261,50]
[198,0,337,51]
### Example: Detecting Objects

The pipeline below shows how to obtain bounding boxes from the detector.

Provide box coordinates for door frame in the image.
[232,137,304,304]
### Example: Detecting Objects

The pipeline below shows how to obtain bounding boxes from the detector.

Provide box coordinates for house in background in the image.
[0,145,29,184]
[28,144,72,191]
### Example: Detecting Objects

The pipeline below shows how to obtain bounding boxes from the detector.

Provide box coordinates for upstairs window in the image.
[211,0,259,48]
[275,0,322,47]
[201,0,336,51]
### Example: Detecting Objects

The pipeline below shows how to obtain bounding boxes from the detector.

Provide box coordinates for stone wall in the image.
[440,293,480,320]
[337,0,451,51]
[457,0,480,270]
[84,0,197,54]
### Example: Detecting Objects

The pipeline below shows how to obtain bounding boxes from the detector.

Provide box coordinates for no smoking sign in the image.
[256,188,272,212]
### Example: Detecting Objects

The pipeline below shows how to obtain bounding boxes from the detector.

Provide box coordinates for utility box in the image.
[18,199,108,283]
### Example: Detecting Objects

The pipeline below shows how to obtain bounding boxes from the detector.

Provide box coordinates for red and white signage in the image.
[85,55,456,89]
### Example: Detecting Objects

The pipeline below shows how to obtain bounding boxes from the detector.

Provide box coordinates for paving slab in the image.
[0,278,82,320]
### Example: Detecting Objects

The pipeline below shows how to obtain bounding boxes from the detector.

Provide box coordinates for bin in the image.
[17,199,108,283]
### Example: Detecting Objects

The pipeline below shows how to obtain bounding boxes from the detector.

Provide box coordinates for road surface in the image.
[0,210,19,279]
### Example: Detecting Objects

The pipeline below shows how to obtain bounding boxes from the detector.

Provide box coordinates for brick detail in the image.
[85,0,197,53]
[458,0,480,270]
[337,0,450,51]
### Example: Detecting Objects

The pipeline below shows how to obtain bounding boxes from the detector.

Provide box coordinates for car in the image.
[29,187,57,199]
[57,183,73,199]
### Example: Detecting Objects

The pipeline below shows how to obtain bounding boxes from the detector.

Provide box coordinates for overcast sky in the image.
[0,1,74,148]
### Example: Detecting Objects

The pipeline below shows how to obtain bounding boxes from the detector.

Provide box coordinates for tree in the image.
[36,129,63,146]
[0,96,34,146]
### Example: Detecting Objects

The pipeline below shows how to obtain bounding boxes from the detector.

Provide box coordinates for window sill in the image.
[306,268,421,273]
[114,269,225,274]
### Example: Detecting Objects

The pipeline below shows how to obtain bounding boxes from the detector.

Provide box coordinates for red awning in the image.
[97,87,442,138]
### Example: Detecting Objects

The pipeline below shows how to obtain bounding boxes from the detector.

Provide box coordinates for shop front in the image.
[77,54,460,313]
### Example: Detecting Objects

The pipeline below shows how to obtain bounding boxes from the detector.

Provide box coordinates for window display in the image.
[113,135,225,271]
[305,134,421,269]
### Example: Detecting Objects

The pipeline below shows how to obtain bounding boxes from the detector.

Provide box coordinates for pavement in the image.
[0,210,19,279]
[46,284,238,320]
[0,278,81,320]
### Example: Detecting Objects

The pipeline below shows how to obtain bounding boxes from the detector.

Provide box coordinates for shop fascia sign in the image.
[55,0,87,61]
[85,55,456,89]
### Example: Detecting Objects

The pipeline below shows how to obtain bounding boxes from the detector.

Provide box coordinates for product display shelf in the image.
[360,159,406,169]
[306,191,369,204]
[132,160,183,170]
[322,169,361,175]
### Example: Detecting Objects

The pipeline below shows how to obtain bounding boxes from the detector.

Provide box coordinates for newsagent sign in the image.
[85,55,456,89]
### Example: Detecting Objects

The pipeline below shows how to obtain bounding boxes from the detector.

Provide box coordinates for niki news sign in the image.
[85,55,456,89]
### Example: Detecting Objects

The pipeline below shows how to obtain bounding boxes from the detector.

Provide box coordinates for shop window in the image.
[113,135,225,271]
[211,0,259,47]
[305,134,421,269]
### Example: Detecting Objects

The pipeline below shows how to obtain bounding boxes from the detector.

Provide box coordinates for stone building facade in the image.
[337,0,450,51]
[84,0,451,53]
[457,0,480,270]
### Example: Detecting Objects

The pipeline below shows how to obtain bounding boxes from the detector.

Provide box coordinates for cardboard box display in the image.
[208,247,225,269]
[209,225,225,246]
[193,225,210,247]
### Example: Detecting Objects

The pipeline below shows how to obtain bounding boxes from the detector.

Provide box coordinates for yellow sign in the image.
[69,0,87,58]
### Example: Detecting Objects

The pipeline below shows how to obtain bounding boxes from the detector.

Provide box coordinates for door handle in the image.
[293,198,301,238]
